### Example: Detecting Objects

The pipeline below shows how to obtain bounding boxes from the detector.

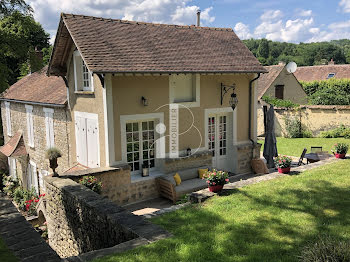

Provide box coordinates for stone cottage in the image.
[0,66,70,193]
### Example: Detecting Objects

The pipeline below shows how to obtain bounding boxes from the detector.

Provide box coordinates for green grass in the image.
[259,137,350,157]
[0,237,18,262]
[94,160,350,262]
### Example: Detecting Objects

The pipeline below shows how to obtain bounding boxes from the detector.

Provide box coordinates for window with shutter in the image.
[275,85,284,100]
[25,105,34,147]
[5,102,12,136]
[73,50,93,92]
[44,108,54,148]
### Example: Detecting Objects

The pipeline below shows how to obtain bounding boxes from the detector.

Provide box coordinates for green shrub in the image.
[3,176,19,197]
[79,176,102,194]
[302,130,313,138]
[319,125,350,138]
[262,95,299,108]
[284,117,312,138]
[299,235,350,262]
[13,187,38,211]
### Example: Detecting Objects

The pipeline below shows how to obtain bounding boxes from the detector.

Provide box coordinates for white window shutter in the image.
[25,105,34,147]
[44,110,54,148]
[49,115,54,147]
[5,102,12,136]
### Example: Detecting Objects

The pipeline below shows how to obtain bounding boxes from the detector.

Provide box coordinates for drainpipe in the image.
[248,73,261,146]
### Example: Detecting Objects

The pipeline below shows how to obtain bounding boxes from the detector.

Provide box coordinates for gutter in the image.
[0,98,66,108]
[248,73,261,146]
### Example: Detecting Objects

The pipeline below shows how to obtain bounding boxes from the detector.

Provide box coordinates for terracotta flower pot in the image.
[335,153,346,159]
[208,185,224,193]
[278,167,291,174]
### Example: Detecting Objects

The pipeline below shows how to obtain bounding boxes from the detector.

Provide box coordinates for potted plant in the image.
[274,155,292,174]
[202,169,229,193]
[332,143,349,159]
[142,162,149,177]
[45,147,62,177]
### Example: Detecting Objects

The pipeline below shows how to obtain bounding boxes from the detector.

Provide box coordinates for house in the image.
[294,60,350,82]
[257,64,307,104]
[0,66,70,193]
[2,13,267,204]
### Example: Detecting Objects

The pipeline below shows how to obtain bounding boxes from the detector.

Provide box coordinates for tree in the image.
[257,39,269,59]
[0,11,49,91]
[0,0,32,16]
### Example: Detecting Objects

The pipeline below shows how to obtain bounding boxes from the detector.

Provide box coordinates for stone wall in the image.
[65,165,159,206]
[257,105,350,137]
[162,151,212,174]
[236,143,261,174]
[44,176,137,258]
[1,101,71,189]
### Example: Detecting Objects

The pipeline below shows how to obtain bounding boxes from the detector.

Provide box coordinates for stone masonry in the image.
[1,101,71,189]
[237,143,261,174]
[44,176,170,258]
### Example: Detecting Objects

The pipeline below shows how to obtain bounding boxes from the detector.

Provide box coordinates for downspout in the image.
[61,75,71,168]
[248,73,261,145]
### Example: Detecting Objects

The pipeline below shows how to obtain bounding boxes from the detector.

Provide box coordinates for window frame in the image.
[73,50,94,92]
[4,101,12,136]
[327,73,336,79]
[25,104,34,148]
[275,85,284,100]
[169,73,200,108]
[43,107,54,148]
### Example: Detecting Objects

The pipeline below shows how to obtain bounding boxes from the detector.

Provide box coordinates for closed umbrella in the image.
[263,106,278,168]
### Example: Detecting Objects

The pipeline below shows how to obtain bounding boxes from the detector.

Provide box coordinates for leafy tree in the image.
[257,39,269,59]
[0,0,32,16]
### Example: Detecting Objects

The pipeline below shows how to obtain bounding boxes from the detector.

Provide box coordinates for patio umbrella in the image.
[263,106,278,168]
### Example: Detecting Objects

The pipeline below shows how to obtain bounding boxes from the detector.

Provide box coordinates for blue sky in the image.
[27,0,350,44]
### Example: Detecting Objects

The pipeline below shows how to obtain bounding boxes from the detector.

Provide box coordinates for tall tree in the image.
[0,0,32,16]
[257,39,270,59]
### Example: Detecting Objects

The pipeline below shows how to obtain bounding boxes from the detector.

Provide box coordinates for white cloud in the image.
[28,0,215,41]
[298,9,312,17]
[260,10,283,21]
[308,20,350,42]
[234,22,252,39]
[339,0,350,13]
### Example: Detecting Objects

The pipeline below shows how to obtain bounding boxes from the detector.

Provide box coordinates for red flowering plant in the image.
[274,155,292,168]
[79,176,102,194]
[331,143,349,155]
[25,193,45,216]
[202,169,229,187]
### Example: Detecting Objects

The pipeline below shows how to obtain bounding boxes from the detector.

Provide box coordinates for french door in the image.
[208,114,230,171]
[126,120,155,173]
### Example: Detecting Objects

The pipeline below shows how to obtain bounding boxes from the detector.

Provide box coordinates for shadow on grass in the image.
[95,175,350,262]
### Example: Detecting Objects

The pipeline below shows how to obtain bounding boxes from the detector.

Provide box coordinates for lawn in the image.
[94,160,350,262]
[259,137,350,157]
[0,237,18,262]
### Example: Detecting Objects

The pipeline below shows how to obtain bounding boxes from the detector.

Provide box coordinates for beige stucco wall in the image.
[112,73,254,162]
[66,57,106,168]
[1,101,70,188]
[257,105,350,137]
[263,67,307,104]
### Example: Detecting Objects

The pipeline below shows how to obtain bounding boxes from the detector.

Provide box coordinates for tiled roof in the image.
[0,131,27,157]
[1,66,67,105]
[257,65,285,99]
[294,64,350,82]
[49,13,267,75]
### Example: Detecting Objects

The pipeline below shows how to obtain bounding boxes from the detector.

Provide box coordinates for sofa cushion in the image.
[175,178,207,195]
[161,175,176,186]
[178,167,209,181]
[173,173,182,186]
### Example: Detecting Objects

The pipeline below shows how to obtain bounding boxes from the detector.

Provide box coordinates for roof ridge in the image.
[61,13,233,31]
[297,64,350,68]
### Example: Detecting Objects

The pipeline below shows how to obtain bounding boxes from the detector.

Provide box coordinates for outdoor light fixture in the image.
[221,83,238,111]
[141,96,148,106]
[186,147,192,156]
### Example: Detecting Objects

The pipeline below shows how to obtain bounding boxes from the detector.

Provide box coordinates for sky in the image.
[27,0,350,44]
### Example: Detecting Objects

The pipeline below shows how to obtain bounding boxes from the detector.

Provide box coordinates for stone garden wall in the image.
[258,105,350,137]
[44,176,137,258]
[236,143,261,174]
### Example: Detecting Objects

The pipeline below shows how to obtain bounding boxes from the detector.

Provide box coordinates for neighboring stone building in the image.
[294,60,350,82]
[257,64,307,104]
[0,66,71,193]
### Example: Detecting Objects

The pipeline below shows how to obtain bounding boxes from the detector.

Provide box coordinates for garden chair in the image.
[311,146,323,153]
[292,148,307,166]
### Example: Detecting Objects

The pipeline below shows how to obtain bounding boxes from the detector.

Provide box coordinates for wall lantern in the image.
[141,96,148,106]
[186,147,192,156]
[221,83,238,111]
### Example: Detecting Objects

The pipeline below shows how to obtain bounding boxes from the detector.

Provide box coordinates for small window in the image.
[25,105,34,148]
[170,74,199,103]
[44,108,54,148]
[8,157,16,179]
[275,85,284,100]
[73,51,93,92]
[327,73,335,79]
[4,102,12,136]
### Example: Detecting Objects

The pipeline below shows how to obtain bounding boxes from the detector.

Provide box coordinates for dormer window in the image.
[73,50,94,92]
[327,73,335,79]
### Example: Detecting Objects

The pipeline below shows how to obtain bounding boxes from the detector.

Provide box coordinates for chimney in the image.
[328,58,335,65]
[196,9,201,26]
[278,61,286,66]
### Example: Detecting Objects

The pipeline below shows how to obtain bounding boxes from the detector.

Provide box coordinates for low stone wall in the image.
[258,105,350,137]
[44,176,137,258]
[237,143,261,174]
[163,151,212,174]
